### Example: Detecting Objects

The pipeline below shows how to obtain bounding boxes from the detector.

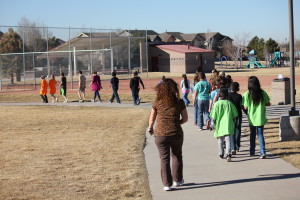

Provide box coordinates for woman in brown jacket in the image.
[148,78,188,191]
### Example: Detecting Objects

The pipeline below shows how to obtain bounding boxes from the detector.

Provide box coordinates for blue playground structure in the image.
[246,50,266,68]
[269,51,284,67]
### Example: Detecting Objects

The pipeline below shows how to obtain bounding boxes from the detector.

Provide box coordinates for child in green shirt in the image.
[242,76,270,159]
[210,88,238,161]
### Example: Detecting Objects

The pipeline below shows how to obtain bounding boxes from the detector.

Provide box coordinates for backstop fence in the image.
[0,26,149,91]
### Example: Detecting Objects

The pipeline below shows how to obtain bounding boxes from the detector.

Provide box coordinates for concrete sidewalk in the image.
[144,105,300,200]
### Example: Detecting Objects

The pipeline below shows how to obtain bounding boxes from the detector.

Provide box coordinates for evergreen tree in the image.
[247,36,265,60]
[266,38,279,53]
[0,28,23,84]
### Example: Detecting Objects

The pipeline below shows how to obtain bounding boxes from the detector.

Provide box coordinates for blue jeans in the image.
[182,93,190,106]
[193,101,199,124]
[197,99,210,128]
[93,90,101,101]
[110,89,121,103]
[249,125,266,156]
[132,89,140,104]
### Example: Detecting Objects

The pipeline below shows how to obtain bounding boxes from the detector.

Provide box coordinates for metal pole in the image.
[288,0,299,116]
[110,29,113,73]
[68,26,73,89]
[89,28,93,74]
[33,53,36,90]
[128,29,131,73]
[22,31,26,89]
[46,27,50,78]
[146,29,149,78]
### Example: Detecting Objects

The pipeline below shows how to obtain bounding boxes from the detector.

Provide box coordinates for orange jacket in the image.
[40,79,48,95]
[49,79,57,94]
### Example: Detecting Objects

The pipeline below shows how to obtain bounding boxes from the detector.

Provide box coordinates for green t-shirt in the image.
[210,100,238,138]
[194,80,211,100]
[242,90,270,126]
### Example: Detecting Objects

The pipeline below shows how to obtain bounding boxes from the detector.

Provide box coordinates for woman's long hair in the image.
[182,74,189,89]
[248,76,264,105]
[155,78,180,107]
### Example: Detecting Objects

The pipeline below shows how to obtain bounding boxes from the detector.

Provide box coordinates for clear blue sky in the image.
[0,0,299,43]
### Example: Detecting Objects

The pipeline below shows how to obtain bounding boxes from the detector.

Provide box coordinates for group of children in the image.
[39,70,145,105]
[39,73,67,103]
[182,69,270,162]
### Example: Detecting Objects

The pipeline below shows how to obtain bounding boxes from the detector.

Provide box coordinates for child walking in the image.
[228,82,245,154]
[180,74,191,106]
[242,76,270,159]
[49,75,58,103]
[210,88,238,161]
[39,75,48,103]
[108,72,121,104]
[59,72,68,103]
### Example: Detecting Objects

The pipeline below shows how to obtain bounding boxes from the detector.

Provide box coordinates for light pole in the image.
[288,0,299,116]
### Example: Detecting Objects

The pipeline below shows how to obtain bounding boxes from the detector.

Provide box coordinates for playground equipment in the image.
[269,51,284,67]
[246,50,266,68]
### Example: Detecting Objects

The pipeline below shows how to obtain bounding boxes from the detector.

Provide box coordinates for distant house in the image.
[149,44,214,73]
[148,32,233,57]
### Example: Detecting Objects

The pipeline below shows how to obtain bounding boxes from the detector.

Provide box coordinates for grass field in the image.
[0,106,152,200]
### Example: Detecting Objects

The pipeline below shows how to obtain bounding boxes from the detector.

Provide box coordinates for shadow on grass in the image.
[172,173,300,191]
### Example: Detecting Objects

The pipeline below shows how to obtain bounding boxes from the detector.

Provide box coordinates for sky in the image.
[0,0,299,43]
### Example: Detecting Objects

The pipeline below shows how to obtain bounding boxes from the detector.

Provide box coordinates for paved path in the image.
[1,102,299,199]
[144,105,300,200]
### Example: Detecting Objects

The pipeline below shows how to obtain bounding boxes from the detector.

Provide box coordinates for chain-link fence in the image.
[0,26,149,90]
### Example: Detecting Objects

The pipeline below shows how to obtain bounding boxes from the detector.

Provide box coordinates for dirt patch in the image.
[0,106,152,200]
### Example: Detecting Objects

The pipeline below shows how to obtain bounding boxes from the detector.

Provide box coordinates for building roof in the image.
[155,45,214,53]
[180,33,205,41]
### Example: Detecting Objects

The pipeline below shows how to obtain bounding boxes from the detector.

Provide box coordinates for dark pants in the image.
[230,115,242,151]
[93,90,101,101]
[155,134,183,187]
[40,95,48,103]
[110,89,121,103]
[131,89,140,104]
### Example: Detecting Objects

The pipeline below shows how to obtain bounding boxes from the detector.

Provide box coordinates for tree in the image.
[247,36,265,60]
[0,28,23,84]
[266,38,279,53]
[17,17,53,52]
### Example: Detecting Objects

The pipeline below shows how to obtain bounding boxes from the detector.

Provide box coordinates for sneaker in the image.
[163,186,172,191]
[79,100,83,103]
[260,154,266,159]
[91,99,95,102]
[173,179,184,187]
[108,100,112,103]
[219,154,224,159]
[206,120,211,130]
[198,127,203,131]
[231,150,237,155]
[226,155,232,162]
[137,98,141,105]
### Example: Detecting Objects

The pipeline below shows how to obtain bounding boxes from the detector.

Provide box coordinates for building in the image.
[149,44,214,73]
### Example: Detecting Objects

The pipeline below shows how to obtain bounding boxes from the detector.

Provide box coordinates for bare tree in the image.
[232,33,251,66]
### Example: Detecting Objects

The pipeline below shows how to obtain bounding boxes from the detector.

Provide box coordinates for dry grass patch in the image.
[0,106,152,200]
[244,118,300,169]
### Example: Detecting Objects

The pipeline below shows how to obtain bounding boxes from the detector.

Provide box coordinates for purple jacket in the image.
[91,74,101,91]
